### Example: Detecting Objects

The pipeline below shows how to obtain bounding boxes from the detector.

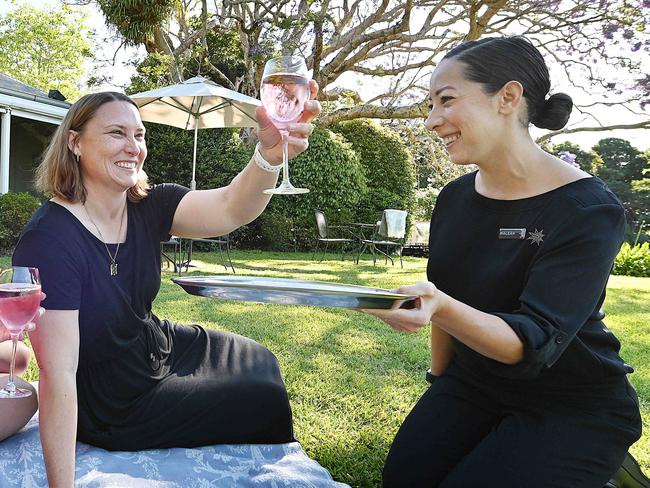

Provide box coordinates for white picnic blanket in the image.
[0,412,349,488]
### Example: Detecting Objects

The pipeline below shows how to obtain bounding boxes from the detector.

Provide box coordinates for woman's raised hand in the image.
[362,281,442,333]
[256,79,321,164]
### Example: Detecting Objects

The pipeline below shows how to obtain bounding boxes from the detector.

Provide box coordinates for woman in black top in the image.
[365,37,642,488]
[12,88,320,487]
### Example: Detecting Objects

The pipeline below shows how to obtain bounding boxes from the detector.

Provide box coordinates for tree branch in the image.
[319,99,429,127]
[536,121,650,143]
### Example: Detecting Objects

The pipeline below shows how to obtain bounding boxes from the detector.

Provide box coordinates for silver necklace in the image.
[83,203,126,277]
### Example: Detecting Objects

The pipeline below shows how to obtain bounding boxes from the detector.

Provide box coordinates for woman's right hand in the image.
[256,80,321,164]
[361,281,443,333]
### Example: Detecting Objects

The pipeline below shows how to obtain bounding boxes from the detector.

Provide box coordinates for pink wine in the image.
[0,283,41,334]
[260,73,310,130]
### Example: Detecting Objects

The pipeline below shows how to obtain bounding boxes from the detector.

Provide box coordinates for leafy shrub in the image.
[412,187,440,222]
[248,127,366,250]
[0,192,40,253]
[613,242,650,277]
[331,119,416,224]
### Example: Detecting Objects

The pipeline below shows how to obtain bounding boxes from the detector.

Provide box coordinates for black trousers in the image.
[383,368,642,488]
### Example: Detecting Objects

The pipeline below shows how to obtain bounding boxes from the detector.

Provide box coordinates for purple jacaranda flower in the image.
[558,151,580,168]
[632,42,642,52]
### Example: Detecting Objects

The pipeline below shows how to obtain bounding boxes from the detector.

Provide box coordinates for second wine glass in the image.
[260,56,311,195]
[0,266,41,399]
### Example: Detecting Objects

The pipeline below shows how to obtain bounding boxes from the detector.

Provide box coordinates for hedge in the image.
[331,119,416,224]
[0,192,40,254]
[142,123,251,190]
[249,127,367,250]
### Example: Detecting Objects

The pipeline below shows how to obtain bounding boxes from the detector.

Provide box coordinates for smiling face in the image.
[69,101,147,194]
[425,58,505,166]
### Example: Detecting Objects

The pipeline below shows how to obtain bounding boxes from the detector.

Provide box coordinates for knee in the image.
[255,376,290,410]
[0,380,38,442]
[13,378,37,411]
[383,454,417,488]
[12,343,31,376]
[383,446,443,488]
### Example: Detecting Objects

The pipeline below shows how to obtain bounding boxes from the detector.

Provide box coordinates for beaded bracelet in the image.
[254,143,282,173]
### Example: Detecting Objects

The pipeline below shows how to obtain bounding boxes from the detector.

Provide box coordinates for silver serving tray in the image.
[172,276,416,309]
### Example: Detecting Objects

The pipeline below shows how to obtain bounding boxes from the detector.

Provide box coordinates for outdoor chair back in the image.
[312,210,354,261]
[315,210,329,239]
[357,209,408,268]
[379,209,407,240]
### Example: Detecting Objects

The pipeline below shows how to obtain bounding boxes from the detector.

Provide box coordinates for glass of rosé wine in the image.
[0,267,41,398]
[260,55,311,195]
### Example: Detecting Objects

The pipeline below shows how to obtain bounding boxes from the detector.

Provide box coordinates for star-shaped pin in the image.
[527,228,544,246]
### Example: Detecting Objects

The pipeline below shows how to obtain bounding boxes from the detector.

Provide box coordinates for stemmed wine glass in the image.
[0,267,41,398]
[260,55,311,195]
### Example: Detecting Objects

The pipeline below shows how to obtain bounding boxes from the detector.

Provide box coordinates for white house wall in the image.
[0,109,9,193]
[0,93,67,125]
[0,94,67,194]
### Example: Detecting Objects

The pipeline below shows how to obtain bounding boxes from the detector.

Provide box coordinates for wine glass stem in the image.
[7,333,18,394]
[281,131,290,185]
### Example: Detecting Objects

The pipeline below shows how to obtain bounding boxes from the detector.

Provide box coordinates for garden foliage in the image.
[331,119,416,224]
[253,127,366,250]
[142,123,251,190]
[412,187,440,222]
[614,243,650,278]
[142,119,423,249]
[0,192,40,253]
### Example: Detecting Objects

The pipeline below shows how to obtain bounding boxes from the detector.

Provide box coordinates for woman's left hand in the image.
[256,80,321,165]
[362,281,442,333]
[0,306,45,342]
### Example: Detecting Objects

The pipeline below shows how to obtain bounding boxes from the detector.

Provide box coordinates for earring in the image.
[75,153,80,163]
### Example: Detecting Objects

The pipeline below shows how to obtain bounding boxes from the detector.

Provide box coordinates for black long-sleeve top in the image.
[427,171,632,388]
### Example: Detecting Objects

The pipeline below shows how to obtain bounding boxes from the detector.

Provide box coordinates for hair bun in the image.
[531,93,573,130]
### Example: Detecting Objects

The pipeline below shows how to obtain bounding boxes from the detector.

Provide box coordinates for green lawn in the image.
[2,251,649,487]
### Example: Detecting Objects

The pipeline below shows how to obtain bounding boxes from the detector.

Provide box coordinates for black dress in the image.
[13,184,293,450]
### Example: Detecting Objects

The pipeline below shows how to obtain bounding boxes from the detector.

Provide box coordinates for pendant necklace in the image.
[83,202,126,277]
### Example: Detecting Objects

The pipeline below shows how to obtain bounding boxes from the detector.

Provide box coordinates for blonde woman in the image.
[13,88,320,487]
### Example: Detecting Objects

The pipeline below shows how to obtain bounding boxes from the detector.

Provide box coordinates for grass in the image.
[2,251,649,487]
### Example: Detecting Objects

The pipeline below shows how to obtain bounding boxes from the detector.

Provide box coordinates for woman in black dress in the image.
[12,87,320,487]
[365,36,642,487]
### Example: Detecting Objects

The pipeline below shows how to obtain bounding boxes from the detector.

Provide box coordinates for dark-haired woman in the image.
[365,36,642,488]
[12,87,320,487]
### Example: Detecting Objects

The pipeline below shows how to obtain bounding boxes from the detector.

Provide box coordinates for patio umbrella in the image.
[130,76,261,190]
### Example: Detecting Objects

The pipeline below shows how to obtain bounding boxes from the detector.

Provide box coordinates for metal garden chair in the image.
[312,210,354,261]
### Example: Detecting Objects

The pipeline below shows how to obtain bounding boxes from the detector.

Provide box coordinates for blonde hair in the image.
[36,92,150,203]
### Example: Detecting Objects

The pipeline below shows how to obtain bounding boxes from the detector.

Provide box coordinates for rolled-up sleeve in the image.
[489,202,625,379]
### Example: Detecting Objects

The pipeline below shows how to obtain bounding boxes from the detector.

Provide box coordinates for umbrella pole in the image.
[191,121,198,190]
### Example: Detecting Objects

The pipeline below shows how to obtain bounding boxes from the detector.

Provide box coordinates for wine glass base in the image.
[0,387,32,399]
[263,186,310,195]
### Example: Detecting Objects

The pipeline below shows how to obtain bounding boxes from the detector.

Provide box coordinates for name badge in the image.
[499,228,526,239]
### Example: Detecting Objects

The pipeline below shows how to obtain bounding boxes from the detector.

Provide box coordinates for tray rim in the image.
[172,275,415,301]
